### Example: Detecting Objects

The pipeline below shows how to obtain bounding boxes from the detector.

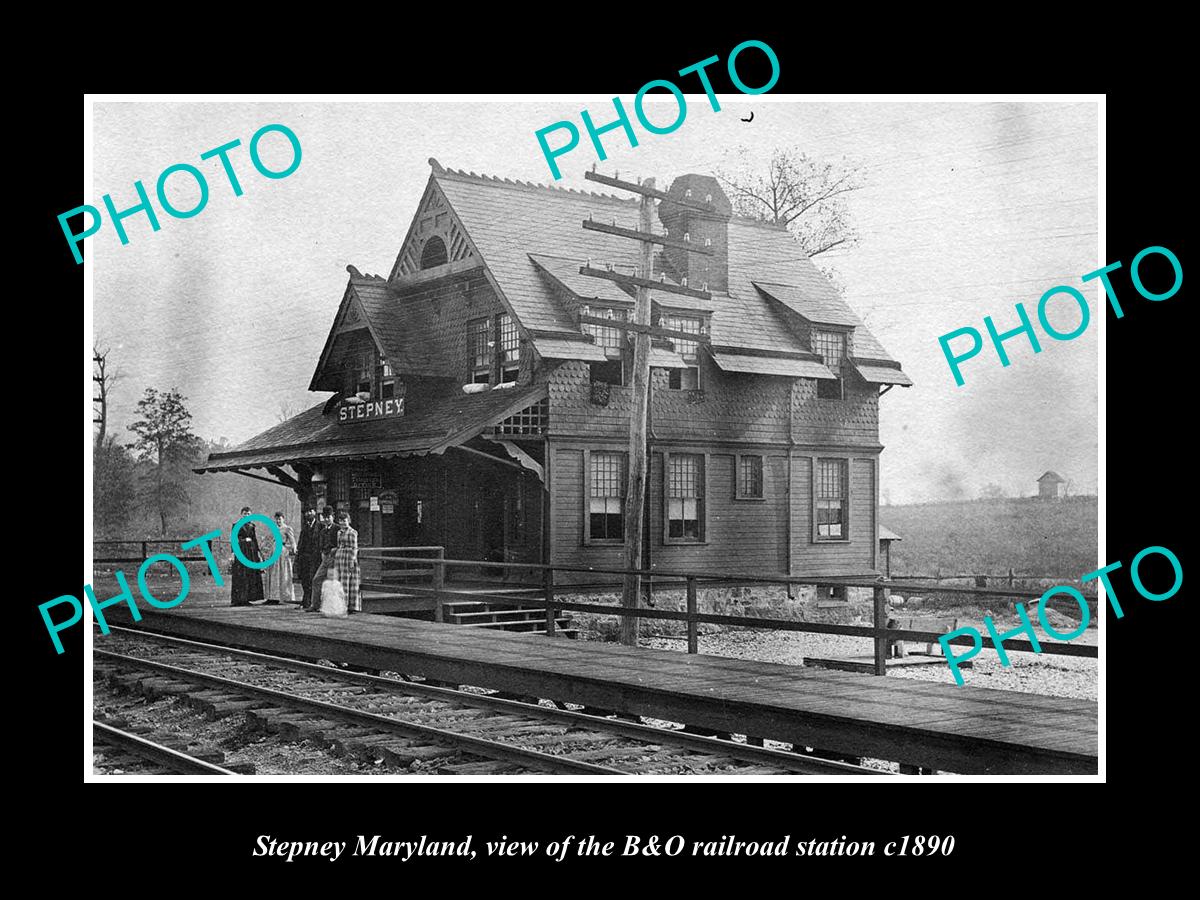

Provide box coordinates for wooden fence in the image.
[357,549,1098,676]
[93,538,232,568]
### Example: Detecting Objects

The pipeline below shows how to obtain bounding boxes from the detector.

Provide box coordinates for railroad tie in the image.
[439,761,526,776]
[515,731,617,750]
[326,726,396,756]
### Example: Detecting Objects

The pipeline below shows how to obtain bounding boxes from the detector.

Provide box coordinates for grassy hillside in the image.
[881,496,1098,579]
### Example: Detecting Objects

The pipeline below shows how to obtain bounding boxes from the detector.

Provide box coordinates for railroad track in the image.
[93,721,239,775]
[95,626,884,776]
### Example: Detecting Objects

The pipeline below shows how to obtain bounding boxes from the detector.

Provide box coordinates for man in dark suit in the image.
[230,506,264,606]
[295,507,320,610]
[308,507,339,611]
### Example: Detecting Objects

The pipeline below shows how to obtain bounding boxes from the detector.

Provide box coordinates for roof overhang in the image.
[711,350,835,379]
[533,336,607,362]
[649,347,689,369]
[195,385,549,475]
[852,360,913,387]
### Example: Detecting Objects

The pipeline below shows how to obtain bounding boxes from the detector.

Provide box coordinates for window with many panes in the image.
[736,455,764,500]
[588,451,625,542]
[581,306,628,349]
[665,314,702,359]
[664,314,702,390]
[343,347,375,396]
[666,453,705,541]
[815,458,848,540]
[812,330,846,400]
[468,318,492,383]
[498,313,521,383]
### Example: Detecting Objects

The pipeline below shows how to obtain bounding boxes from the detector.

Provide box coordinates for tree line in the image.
[93,347,292,540]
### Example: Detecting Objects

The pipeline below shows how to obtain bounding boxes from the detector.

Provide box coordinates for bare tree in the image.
[92,345,122,444]
[718,147,866,259]
[277,400,300,424]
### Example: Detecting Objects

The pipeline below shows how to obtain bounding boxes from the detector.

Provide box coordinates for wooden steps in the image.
[442,597,577,638]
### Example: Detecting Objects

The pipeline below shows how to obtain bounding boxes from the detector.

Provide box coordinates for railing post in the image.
[544,566,556,636]
[686,577,698,655]
[433,547,445,623]
[873,584,888,676]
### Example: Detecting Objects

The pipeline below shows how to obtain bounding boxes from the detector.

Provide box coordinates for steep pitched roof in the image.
[430,164,902,366]
[1038,471,1066,483]
[309,272,452,390]
[737,228,896,363]
[355,276,453,377]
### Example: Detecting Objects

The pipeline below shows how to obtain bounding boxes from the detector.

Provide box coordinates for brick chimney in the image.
[657,174,732,293]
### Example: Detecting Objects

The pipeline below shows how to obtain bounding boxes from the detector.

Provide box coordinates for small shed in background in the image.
[1037,471,1066,500]
[879,525,902,578]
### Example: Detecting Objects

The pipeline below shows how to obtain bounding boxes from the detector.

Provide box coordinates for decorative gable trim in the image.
[389,176,477,281]
[308,281,385,392]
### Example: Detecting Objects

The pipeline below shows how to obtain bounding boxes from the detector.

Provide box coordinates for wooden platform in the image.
[104,602,1098,774]
[804,654,970,673]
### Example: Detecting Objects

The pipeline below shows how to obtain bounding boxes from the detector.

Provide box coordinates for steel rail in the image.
[92,720,238,775]
[96,648,622,776]
[103,625,883,775]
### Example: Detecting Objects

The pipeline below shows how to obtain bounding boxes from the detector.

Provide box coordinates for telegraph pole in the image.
[620,179,656,644]
[578,171,716,646]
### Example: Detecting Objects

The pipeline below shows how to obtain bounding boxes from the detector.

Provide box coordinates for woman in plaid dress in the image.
[333,512,362,613]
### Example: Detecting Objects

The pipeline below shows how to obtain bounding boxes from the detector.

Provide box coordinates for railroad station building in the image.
[197,159,911,581]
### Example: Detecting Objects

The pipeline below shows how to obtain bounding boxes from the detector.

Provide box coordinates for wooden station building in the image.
[197,159,911,582]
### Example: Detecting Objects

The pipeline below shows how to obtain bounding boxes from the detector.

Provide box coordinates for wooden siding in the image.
[648,451,789,575]
[551,443,878,579]
[790,454,877,575]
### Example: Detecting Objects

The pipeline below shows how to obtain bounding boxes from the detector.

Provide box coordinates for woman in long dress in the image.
[333,511,362,613]
[230,507,264,606]
[267,511,297,605]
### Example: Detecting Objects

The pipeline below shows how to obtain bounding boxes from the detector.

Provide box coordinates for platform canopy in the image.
[196,383,548,474]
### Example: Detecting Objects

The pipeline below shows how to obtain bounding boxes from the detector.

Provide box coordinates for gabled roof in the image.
[428,163,902,367]
[879,525,903,542]
[1038,471,1066,483]
[529,254,633,307]
[197,383,548,472]
[752,280,859,328]
[309,271,453,390]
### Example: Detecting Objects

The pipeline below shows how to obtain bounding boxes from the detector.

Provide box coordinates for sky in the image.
[90,98,1099,505]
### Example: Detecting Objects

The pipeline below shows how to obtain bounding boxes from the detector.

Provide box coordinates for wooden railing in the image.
[360,546,445,592]
[93,538,231,568]
[355,551,1099,675]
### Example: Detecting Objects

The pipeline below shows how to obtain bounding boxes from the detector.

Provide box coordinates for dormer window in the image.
[581,306,628,349]
[812,330,847,400]
[498,313,521,383]
[468,317,492,383]
[349,348,374,396]
[664,313,703,390]
[582,306,628,386]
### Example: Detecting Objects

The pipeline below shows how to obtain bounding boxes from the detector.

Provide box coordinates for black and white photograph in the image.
[83,96,1104,779]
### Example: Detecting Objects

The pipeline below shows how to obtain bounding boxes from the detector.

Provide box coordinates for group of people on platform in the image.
[229,505,362,616]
